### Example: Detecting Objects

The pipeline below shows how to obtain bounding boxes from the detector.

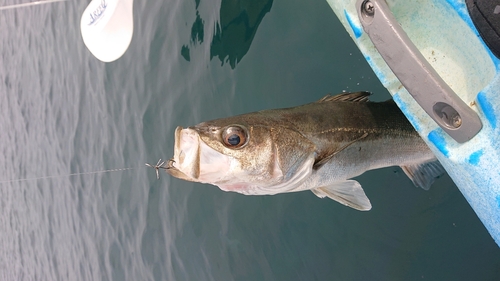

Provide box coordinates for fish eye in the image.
[222,125,248,149]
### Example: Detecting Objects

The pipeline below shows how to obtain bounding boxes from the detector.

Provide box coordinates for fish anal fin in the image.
[317,92,372,103]
[311,180,372,211]
[401,160,445,190]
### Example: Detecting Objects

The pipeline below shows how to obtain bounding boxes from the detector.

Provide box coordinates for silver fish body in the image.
[166,92,444,210]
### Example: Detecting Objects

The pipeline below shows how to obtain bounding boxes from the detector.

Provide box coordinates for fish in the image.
[165,92,445,211]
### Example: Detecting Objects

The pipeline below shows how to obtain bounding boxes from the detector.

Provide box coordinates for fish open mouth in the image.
[165,126,201,181]
[166,126,234,184]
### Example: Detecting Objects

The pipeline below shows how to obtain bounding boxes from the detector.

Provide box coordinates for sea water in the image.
[0,0,498,280]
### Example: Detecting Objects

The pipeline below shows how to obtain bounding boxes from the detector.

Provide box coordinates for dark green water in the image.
[1,0,499,280]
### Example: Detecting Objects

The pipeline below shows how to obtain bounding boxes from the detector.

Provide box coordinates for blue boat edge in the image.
[326,0,500,246]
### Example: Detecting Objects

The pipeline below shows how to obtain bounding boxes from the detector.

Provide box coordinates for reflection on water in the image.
[181,0,204,61]
[182,0,273,68]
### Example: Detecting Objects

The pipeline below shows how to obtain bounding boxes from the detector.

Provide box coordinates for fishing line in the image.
[0,0,147,184]
[0,166,138,184]
[1,158,171,184]
[0,0,68,11]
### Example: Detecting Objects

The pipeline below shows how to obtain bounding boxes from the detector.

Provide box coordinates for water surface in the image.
[0,0,498,280]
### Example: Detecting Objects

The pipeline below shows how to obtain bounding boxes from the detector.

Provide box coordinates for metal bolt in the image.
[452,114,462,128]
[363,0,374,16]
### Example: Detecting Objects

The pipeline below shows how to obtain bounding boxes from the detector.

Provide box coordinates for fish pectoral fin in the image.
[313,132,369,170]
[311,180,372,211]
[401,160,445,190]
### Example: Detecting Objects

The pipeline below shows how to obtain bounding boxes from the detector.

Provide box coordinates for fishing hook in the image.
[145,159,169,179]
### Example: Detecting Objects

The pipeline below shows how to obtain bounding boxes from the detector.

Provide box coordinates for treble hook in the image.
[145,159,169,179]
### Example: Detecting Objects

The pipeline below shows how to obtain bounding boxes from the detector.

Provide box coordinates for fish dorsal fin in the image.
[401,160,445,190]
[311,180,372,211]
[317,91,372,103]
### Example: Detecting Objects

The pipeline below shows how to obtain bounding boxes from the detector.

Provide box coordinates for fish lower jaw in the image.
[165,164,196,182]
